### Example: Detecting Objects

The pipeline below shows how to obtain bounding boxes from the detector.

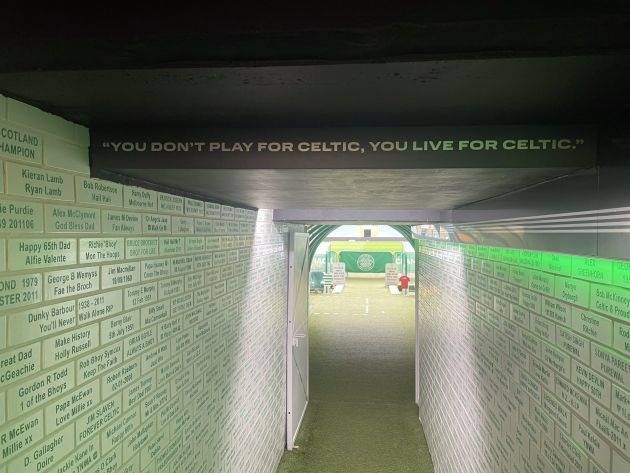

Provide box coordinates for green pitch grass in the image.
[276,278,434,473]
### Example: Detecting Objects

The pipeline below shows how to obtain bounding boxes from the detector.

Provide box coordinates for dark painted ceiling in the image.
[2,3,630,72]
[2,56,629,128]
[1,5,629,211]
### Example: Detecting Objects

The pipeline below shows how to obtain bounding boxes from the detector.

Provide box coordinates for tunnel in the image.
[0,6,629,473]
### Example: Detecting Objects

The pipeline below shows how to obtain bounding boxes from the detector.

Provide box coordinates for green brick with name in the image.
[520,289,542,314]
[8,238,76,270]
[501,248,519,265]
[220,205,235,220]
[572,256,613,284]
[612,260,630,289]
[555,375,589,419]
[488,246,503,262]
[80,237,124,263]
[101,310,140,344]
[159,237,184,256]
[76,393,122,443]
[529,270,554,296]
[0,198,43,233]
[518,249,542,270]
[100,359,140,399]
[125,237,158,260]
[0,273,42,311]
[184,198,205,217]
[158,193,184,214]
[8,424,74,473]
[102,262,140,289]
[0,119,42,164]
[142,213,170,235]
[590,342,630,388]
[205,202,221,219]
[0,342,41,387]
[124,186,156,210]
[185,236,205,253]
[571,360,611,408]
[614,320,630,357]
[45,267,100,300]
[612,384,630,424]
[7,362,75,419]
[476,245,489,260]
[171,216,194,235]
[125,283,157,310]
[42,324,99,368]
[141,258,170,281]
[571,417,610,472]
[590,283,630,322]
[542,341,570,377]
[510,266,530,288]
[556,426,588,473]
[102,210,142,234]
[6,162,74,201]
[571,307,612,345]
[542,252,572,276]
[590,401,630,457]
[76,177,123,207]
[0,411,44,462]
[542,297,571,328]
[556,326,590,364]
[8,300,76,346]
[56,436,101,472]
[554,276,590,308]
[45,204,100,233]
[101,407,140,453]
[44,380,99,434]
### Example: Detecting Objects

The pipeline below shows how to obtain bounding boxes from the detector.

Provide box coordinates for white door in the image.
[286,231,310,450]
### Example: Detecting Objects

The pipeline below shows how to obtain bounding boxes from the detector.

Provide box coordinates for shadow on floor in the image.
[276,278,434,473]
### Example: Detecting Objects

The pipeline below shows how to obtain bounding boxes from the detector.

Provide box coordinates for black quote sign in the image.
[91,126,597,169]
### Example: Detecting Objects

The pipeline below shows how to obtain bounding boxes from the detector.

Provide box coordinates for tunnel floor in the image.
[276,278,434,473]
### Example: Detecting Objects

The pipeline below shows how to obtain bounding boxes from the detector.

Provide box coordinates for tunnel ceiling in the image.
[1,6,629,128]
[2,4,629,75]
[1,6,629,212]
[1,56,629,128]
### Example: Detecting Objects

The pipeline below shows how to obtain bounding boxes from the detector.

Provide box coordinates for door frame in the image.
[286,231,310,450]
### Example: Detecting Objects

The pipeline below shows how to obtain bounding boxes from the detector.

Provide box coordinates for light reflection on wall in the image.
[417,242,487,472]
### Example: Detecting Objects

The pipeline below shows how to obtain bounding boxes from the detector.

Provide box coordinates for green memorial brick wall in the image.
[416,238,629,473]
[0,96,295,473]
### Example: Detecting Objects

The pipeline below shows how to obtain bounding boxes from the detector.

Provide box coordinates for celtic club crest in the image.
[357,253,375,271]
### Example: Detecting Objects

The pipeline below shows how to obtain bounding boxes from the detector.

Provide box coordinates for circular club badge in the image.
[357,253,375,272]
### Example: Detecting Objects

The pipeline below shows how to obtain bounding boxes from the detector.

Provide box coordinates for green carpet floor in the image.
[276,278,434,473]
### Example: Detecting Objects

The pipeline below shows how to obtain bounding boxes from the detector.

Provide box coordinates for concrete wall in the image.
[0,97,294,473]
[416,238,629,472]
